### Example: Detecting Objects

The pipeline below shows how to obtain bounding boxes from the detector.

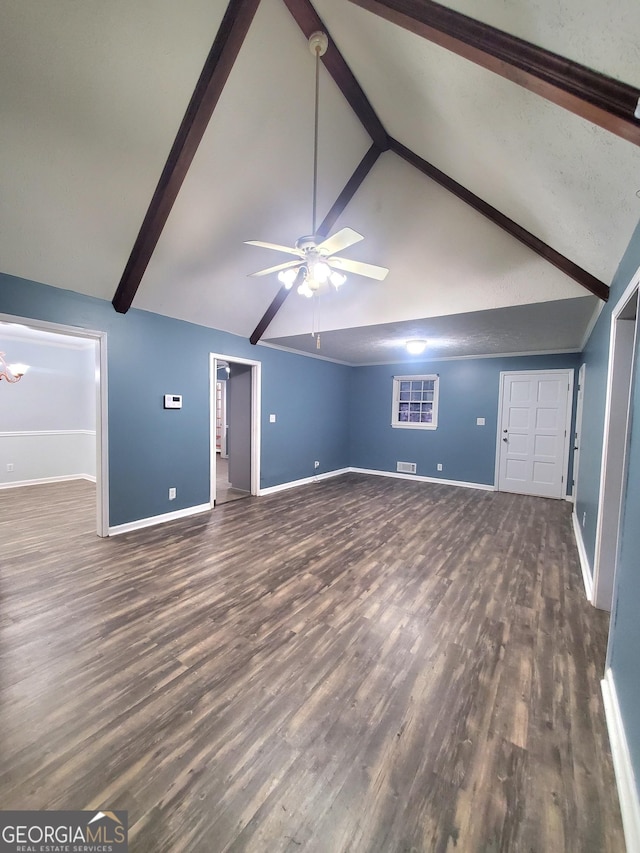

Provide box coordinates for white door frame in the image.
[571,363,586,506]
[0,312,109,537]
[592,270,639,611]
[209,352,261,506]
[495,369,574,498]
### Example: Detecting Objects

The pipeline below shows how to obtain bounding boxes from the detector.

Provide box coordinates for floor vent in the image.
[397,461,417,474]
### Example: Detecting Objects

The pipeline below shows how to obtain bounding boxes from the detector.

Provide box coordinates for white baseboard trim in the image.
[109,502,212,536]
[349,467,495,492]
[602,668,640,853]
[259,467,494,497]
[572,510,593,602]
[259,468,351,496]
[0,474,95,490]
[0,429,96,437]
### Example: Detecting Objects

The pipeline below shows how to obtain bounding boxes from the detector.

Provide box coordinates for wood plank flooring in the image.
[0,475,625,852]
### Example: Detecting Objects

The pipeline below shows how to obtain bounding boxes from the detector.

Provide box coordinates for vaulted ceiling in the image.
[2,0,640,363]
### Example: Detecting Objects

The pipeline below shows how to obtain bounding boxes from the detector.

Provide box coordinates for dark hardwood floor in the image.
[0,475,624,852]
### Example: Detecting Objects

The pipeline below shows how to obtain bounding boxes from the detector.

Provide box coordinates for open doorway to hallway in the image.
[210,353,260,507]
[593,276,639,611]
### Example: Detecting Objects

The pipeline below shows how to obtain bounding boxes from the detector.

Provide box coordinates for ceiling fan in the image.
[245,31,389,299]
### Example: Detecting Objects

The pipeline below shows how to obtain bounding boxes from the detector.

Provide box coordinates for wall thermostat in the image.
[164,394,182,409]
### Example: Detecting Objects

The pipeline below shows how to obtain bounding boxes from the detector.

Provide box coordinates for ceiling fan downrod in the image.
[309,32,328,237]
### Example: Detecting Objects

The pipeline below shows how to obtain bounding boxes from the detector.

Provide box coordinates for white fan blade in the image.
[329,256,389,281]
[317,227,364,257]
[245,240,303,257]
[249,260,302,278]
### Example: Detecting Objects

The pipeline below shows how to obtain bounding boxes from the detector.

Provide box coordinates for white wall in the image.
[0,330,96,486]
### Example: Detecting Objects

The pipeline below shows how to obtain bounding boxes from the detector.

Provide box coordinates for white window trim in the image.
[391,374,439,430]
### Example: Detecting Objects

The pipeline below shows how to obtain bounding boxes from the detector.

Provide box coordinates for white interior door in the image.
[497,370,572,499]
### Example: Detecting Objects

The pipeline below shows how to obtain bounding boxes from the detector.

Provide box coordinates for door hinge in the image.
[561,475,564,483]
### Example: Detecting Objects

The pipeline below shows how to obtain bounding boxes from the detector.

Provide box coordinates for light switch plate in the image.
[476,417,485,426]
[269,414,276,423]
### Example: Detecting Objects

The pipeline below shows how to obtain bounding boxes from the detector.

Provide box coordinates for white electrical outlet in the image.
[437,463,443,471]
[269,414,276,423]
[314,461,320,469]
[6,463,14,472]
[169,487,176,500]
[476,417,485,426]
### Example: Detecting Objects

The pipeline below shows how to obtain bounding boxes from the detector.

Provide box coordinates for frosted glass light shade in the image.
[278,268,299,288]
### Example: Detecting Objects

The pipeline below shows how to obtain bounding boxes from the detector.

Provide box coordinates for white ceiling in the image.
[266,295,598,364]
[0,321,94,350]
[1,0,639,362]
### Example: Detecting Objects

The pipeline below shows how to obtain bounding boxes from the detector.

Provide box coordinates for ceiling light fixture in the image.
[0,352,28,383]
[406,339,427,355]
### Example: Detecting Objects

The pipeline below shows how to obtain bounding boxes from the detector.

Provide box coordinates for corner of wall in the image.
[571,509,593,601]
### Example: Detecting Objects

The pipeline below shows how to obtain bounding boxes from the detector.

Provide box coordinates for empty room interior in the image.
[1,0,640,850]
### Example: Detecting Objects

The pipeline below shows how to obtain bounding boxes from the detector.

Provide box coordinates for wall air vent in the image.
[397,461,417,474]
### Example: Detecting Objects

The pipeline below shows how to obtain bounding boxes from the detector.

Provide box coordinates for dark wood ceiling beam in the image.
[390,138,609,301]
[316,143,382,237]
[250,143,384,344]
[349,0,640,147]
[112,0,261,314]
[281,0,389,150]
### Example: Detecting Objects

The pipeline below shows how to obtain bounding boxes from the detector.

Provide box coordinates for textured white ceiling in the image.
[0,321,94,350]
[0,0,638,360]
[265,295,598,364]
[135,0,371,335]
[265,152,588,338]
[414,0,640,86]
[0,0,228,298]
[313,0,640,285]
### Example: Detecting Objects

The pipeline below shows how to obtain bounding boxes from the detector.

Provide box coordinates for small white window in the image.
[392,374,439,429]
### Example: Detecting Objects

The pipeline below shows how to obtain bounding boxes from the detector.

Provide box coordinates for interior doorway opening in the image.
[209,353,260,507]
[0,312,108,536]
[593,277,639,611]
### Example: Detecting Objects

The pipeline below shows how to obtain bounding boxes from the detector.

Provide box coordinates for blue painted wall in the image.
[0,274,351,525]
[575,219,640,570]
[349,353,580,485]
[574,218,640,803]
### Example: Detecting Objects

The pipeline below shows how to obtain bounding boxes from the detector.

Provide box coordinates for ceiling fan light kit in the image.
[245,31,389,307]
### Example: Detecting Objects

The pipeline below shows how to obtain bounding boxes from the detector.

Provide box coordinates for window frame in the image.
[391,374,440,430]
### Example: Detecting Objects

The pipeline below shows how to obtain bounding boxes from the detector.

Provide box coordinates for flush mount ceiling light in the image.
[244,32,389,298]
[406,339,427,355]
[0,352,28,383]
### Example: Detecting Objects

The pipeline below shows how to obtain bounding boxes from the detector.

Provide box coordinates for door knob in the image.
[503,437,508,442]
